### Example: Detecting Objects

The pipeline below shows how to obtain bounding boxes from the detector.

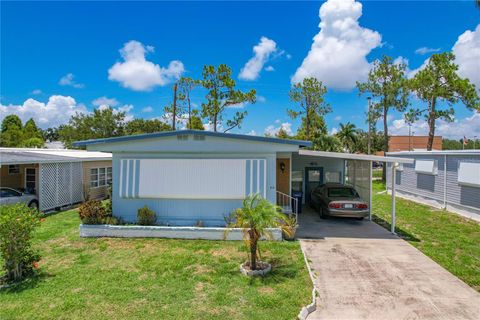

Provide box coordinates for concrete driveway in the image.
[297,208,480,320]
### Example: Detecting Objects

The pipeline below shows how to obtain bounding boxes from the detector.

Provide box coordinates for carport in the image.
[296,150,414,233]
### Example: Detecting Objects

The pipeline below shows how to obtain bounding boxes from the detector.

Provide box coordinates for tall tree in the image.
[201,64,256,132]
[186,109,204,130]
[357,55,409,155]
[178,77,200,129]
[58,107,125,148]
[288,77,330,142]
[124,119,172,135]
[23,118,43,140]
[42,127,60,142]
[407,52,480,150]
[336,122,358,152]
[0,115,23,147]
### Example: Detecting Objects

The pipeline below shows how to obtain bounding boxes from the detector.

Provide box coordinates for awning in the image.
[299,150,414,164]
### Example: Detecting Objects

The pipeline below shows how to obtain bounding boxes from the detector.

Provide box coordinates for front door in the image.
[24,168,37,194]
[305,167,323,204]
[276,158,290,195]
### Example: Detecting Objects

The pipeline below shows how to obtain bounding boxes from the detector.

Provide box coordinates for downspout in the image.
[369,160,373,221]
[443,154,447,209]
[391,162,398,234]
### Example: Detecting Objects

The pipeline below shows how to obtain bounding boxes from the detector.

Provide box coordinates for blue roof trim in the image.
[73,130,312,148]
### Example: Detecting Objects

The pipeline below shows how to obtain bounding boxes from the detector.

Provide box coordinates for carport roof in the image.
[299,150,414,164]
[0,148,112,165]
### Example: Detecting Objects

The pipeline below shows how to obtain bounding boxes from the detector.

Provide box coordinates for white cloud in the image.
[264,122,293,136]
[286,54,292,60]
[292,0,381,90]
[0,95,87,128]
[98,103,135,122]
[92,96,119,107]
[239,37,278,81]
[257,95,266,103]
[389,112,480,139]
[59,73,85,88]
[334,115,342,121]
[393,56,428,79]
[453,24,480,90]
[227,102,247,109]
[31,89,42,95]
[246,130,257,136]
[415,47,441,55]
[202,121,223,132]
[330,127,338,135]
[142,106,154,113]
[265,65,275,72]
[108,40,185,91]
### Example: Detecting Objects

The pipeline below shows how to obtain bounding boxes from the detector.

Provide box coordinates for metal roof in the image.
[387,150,480,156]
[72,130,312,148]
[0,148,112,165]
[299,150,414,164]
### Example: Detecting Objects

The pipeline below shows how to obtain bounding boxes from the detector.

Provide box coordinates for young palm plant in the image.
[227,193,291,271]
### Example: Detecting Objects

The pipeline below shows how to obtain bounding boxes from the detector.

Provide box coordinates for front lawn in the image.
[372,181,480,292]
[0,209,311,320]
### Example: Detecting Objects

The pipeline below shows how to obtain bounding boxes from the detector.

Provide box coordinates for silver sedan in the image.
[310,183,369,220]
[0,187,39,209]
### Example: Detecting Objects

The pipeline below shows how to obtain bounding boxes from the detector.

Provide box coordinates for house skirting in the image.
[80,224,283,241]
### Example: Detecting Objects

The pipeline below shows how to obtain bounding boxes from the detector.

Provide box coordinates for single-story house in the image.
[75,130,412,231]
[0,148,112,211]
[386,150,480,220]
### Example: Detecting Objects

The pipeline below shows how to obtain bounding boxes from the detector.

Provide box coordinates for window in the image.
[415,160,438,175]
[0,188,21,198]
[325,171,341,183]
[327,187,359,198]
[8,165,20,175]
[458,162,480,188]
[90,166,112,188]
[25,168,36,192]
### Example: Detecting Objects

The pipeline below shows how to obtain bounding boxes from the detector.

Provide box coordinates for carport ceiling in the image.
[299,150,414,164]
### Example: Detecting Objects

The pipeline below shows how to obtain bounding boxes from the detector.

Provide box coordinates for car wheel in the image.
[28,200,39,210]
[356,217,364,221]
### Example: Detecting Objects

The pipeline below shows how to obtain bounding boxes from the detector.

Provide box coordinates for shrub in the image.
[137,206,156,225]
[0,204,41,282]
[105,185,112,215]
[78,200,108,224]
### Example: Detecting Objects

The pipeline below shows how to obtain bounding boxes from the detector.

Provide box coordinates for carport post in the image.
[391,162,397,234]
[369,161,372,221]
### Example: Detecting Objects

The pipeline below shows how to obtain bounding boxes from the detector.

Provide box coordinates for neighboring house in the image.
[386,150,480,220]
[0,148,112,211]
[74,130,412,227]
[375,135,442,156]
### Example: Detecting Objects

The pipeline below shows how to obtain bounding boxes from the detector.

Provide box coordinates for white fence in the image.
[39,162,83,211]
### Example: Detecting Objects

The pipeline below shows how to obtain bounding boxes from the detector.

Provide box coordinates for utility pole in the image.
[172,83,178,131]
[367,97,372,155]
[408,123,412,151]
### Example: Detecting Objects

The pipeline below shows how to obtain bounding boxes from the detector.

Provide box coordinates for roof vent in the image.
[193,134,205,141]
[177,134,189,141]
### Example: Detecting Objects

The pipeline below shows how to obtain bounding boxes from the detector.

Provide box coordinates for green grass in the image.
[372,168,383,179]
[372,181,480,292]
[0,210,311,320]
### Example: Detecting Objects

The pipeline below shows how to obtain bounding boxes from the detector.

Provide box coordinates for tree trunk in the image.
[213,113,218,132]
[187,93,192,129]
[305,97,310,141]
[382,104,389,182]
[427,98,437,151]
[172,83,178,131]
[249,229,258,270]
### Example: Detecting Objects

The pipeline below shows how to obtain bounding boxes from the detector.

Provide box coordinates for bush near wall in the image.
[0,204,40,283]
[137,206,157,226]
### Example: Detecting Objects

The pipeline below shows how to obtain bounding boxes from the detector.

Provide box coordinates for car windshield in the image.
[328,187,358,198]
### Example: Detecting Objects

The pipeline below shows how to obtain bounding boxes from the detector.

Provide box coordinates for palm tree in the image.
[227,193,290,271]
[313,134,342,152]
[336,122,358,152]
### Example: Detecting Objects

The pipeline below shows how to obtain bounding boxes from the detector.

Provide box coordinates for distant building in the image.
[389,135,442,152]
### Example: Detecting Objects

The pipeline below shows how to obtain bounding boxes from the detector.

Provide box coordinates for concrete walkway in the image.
[297,208,480,320]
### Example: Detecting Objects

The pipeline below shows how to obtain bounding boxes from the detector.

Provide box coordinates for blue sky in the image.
[1,1,479,139]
